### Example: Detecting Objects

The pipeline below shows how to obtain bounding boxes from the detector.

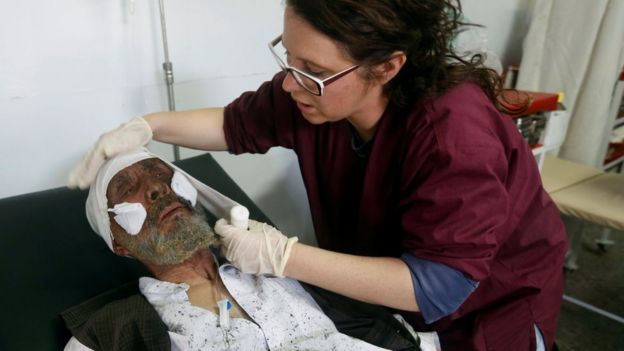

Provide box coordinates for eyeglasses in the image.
[268,35,359,96]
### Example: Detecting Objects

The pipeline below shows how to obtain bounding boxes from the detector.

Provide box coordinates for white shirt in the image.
[142,263,388,350]
[65,263,388,351]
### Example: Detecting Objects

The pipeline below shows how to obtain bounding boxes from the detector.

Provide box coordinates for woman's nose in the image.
[282,71,299,93]
[144,178,170,203]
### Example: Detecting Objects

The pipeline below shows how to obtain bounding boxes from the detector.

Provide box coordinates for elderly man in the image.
[64,148,424,351]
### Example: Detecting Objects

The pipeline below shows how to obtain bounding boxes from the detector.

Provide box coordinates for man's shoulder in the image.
[63,281,170,351]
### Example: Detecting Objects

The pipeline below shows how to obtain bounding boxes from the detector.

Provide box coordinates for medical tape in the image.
[217,299,232,329]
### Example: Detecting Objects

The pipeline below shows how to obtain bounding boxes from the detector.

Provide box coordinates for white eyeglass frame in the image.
[268,35,359,96]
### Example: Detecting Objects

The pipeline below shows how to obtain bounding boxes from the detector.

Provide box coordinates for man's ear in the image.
[373,51,407,85]
[111,237,131,257]
[109,217,132,257]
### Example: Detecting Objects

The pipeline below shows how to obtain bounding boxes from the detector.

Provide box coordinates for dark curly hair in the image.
[285,0,502,108]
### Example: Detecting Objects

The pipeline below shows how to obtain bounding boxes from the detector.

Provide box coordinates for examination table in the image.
[541,154,624,325]
[0,153,420,351]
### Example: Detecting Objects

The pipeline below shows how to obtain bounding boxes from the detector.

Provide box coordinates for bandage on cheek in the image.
[171,171,197,206]
[108,202,147,235]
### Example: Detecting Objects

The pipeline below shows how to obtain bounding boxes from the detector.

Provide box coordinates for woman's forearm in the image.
[144,108,228,151]
[284,243,419,312]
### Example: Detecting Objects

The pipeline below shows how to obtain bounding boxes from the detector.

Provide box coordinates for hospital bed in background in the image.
[540,154,624,326]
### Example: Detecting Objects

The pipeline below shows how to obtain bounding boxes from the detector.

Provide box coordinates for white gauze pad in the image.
[171,171,198,206]
[108,202,147,235]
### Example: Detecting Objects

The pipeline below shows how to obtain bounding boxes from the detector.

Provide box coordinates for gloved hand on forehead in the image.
[68,116,153,189]
[214,219,298,277]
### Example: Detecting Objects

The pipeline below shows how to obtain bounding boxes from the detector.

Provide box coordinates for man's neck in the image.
[147,248,219,286]
[145,247,250,319]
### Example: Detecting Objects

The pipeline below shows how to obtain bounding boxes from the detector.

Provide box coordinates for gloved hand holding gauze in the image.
[214,219,298,277]
[68,116,153,189]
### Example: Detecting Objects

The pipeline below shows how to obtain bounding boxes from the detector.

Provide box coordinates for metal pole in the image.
[158,0,180,161]
[563,294,624,325]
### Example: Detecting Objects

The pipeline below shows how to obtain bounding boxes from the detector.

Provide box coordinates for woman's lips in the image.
[296,101,315,114]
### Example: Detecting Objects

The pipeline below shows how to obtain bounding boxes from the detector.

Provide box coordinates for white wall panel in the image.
[462,0,533,67]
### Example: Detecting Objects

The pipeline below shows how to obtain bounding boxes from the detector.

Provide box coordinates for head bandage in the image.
[85,148,241,251]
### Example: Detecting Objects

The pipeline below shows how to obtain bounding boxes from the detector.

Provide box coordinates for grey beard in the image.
[117,209,220,266]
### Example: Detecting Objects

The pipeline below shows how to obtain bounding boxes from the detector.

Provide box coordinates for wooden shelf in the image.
[604,154,624,171]
[604,141,624,167]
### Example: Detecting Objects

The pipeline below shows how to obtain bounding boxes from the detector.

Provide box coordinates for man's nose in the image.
[144,178,170,203]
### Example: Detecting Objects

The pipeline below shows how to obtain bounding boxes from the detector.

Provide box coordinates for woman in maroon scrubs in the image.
[70,1,567,350]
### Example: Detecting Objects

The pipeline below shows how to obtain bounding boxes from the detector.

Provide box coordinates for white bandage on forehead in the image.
[85,147,242,252]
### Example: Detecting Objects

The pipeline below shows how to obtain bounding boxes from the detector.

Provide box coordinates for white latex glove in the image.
[68,116,153,189]
[214,219,298,277]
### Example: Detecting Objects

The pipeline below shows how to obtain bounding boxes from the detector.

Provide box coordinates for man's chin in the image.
[128,213,219,266]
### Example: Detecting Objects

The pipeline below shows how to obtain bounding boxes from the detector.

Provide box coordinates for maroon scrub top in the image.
[223,73,567,351]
